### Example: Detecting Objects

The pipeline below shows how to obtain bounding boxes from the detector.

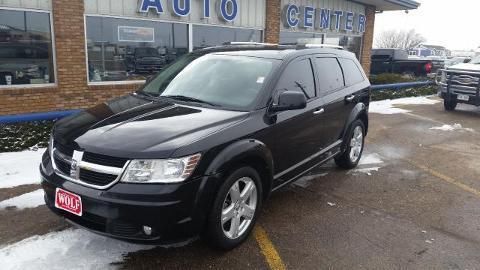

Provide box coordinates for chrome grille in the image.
[450,75,480,87]
[51,142,129,189]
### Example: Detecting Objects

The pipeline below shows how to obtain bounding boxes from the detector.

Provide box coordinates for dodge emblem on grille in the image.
[70,150,84,179]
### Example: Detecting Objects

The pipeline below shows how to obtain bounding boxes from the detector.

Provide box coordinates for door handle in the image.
[313,108,325,115]
[345,95,356,102]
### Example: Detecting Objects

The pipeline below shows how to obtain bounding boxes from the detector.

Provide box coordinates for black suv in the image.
[41,44,370,250]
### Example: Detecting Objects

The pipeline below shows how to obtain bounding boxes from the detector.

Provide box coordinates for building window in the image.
[324,35,363,59]
[0,9,55,86]
[85,16,188,83]
[193,25,262,50]
[279,31,324,45]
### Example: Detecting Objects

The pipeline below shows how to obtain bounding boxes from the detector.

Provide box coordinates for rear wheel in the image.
[207,166,262,250]
[335,120,365,169]
[444,98,457,111]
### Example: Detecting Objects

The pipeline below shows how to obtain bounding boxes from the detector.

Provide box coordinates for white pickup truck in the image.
[438,56,480,111]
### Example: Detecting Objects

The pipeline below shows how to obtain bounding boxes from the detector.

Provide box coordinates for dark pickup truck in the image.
[371,49,433,76]
[125,47,166,74]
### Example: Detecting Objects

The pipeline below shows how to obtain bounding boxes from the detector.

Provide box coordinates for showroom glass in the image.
[0,9,54,86]
[279,31,324,45]
[85,16,188,82]
[193,25,262,50]
[324,35,363,59]
[141,54,278,110]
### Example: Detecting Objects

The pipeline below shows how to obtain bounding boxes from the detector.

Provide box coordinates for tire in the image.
[335,120,365,169]
[444,98,457,111]
[206,166,263,250]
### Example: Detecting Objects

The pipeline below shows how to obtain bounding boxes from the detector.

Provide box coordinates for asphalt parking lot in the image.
[1,97,480,269]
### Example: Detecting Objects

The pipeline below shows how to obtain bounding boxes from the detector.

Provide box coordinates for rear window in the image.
[313,57,344,93]
[339,58,365,86]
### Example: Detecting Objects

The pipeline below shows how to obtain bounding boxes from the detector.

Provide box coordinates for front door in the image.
[267,57,327,184]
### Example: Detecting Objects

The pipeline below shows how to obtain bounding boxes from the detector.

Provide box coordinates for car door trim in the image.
[273,139,342,180]
[272,148,341,192]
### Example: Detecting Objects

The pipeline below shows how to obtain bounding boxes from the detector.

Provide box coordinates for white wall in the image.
[0,0,51,10]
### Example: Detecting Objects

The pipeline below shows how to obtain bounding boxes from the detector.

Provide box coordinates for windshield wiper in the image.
[162,95,220,107]
[136,91,159,98]
[295,81,311,99]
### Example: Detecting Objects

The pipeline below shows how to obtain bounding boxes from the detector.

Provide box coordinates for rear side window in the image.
[276,59,316,99]
[313,58,344,93]
[339,58,365,86]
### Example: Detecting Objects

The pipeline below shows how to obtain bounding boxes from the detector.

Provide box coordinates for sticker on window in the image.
[256,77,265,84]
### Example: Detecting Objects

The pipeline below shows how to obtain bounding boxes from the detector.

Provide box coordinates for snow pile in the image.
[369,96,440,114]
[0,229,153,270]
[430,123,474,132]
[0,189,45,210]
[0,148,46,189]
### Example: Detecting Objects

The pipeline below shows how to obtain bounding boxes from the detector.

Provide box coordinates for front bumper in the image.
[439,86,480,106]
[40,151,222,244]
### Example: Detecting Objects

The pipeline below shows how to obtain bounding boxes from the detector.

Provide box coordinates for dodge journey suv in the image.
[41,43,371,250]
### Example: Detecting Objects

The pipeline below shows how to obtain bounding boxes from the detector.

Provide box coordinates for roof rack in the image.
[300,44,345,50]
[222,42,278,46]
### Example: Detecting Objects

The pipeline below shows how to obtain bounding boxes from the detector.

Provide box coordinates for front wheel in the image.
[444,98,457,111]
[335,120,365,169]
[206,167,262,250]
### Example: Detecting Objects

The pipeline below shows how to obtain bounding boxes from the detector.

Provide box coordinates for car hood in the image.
[447,63,480,72]
[53,94,249,158]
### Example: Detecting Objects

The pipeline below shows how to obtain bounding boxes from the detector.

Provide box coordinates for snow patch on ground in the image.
[430,123,474,132]
[293,173,328,188]
[0,189,45,210]
[0,229,154,270]
[349,167,381,176]
[359,153,384,165]
[370,96,440,115]
[0,148,45,189]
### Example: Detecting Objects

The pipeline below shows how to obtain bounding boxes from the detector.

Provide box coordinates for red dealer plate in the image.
[55,188,83,216]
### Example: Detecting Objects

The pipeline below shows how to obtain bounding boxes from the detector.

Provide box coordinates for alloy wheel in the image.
[221,177,258,239]
[349,126,363,163]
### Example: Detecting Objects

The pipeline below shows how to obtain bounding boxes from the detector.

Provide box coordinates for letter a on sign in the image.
[139,0,164,14]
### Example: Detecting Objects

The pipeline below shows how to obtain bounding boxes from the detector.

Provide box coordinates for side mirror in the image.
[270,91,307,112]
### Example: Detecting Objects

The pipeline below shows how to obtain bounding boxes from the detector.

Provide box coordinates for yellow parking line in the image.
[405,159,480,197]
[254,225,287,270]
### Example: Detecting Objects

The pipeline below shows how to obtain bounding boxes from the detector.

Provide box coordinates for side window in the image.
[313,57,344,94]
[276,59,316,100]
[339,58,365,86]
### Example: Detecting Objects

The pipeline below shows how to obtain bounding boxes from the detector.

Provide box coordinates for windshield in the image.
[141,54,278,110]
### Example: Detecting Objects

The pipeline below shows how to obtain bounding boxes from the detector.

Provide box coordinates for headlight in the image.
[441,71,447,83]
[121,153,201,183]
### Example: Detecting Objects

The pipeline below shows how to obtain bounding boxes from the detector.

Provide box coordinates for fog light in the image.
[143,226,152,236]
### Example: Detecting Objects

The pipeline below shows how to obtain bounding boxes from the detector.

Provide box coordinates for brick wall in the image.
[264,0,280,44]
[0,0,141,116]
[360,5,376,77]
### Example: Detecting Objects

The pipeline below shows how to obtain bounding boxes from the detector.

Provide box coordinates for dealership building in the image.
[0,0,419,116]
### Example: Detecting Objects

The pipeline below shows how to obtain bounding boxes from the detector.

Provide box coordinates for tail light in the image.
[425,62,432,74]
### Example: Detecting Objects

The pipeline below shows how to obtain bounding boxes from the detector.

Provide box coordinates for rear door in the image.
[312,56,352,145]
